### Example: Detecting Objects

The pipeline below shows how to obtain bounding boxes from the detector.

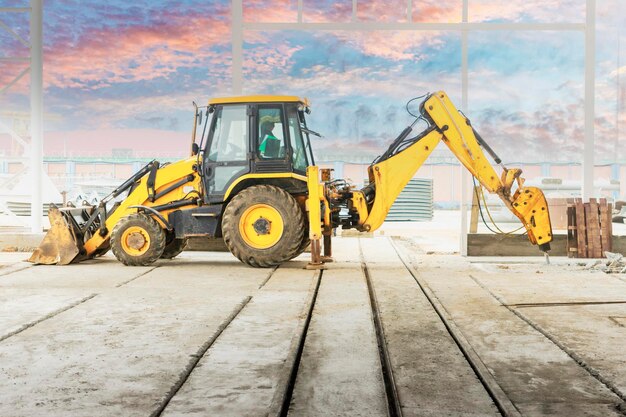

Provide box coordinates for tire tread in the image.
[222,185,304,267]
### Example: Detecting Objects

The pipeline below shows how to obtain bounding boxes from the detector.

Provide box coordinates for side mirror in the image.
[197,111,203,126]
[191,143,199,156]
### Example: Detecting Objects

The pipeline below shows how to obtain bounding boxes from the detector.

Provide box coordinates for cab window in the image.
[207,105,248,162]
[258,107,286,159]
[287,106,308,172]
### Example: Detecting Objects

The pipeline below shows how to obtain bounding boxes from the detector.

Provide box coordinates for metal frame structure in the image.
[231,0,596,254]
[0,1,595,241]
[0,0,43,233]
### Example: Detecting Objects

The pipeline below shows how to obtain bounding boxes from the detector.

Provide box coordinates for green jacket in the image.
[259,133,280,155]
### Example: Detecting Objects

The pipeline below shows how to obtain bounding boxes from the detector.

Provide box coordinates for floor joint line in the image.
[390,237,521,417]
[115,266,158,288]
[258,265,279,289]
[0,263,32,277]
[469,274,626,405]
[269,270,322,417]
[150,295,252,417]
[506,300,626,308]
[359,238,403,417]
[0,293,98,343]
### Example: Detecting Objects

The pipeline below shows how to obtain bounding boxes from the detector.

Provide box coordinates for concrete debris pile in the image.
[583,251,626,273]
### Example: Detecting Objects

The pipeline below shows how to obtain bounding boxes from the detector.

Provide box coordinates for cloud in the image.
[474,103,584,163]
[303,0,352,23]
[412,0,461,22]
[345,31,447,61]
[242,59,461,161]
[0,62,30,93]
[243,0,297,22]
[243,30,454,84]
[43,9,231,90]
[609,66,626,78]
[469,0,585,23]
[357,0,408,22]
[243,42,303,76]
[45,88,204,131]
[1,1,233,100]
[2,0,624,165]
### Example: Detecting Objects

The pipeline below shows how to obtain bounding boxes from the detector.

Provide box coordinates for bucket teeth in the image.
[28,205,82,265]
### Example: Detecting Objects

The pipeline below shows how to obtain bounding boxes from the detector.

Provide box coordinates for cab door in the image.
[203,104,251,203]
[253,104,292,173]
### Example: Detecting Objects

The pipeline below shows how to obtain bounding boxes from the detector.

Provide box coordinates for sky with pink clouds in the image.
[0,0,624,164]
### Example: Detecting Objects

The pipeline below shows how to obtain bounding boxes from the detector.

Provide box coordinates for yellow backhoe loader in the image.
[29,91,552,268]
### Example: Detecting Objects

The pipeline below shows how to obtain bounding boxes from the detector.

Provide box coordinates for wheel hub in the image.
[120,225,151,256]
[127,232,147,250]
[253,217,271,235]
[238,204,284,249]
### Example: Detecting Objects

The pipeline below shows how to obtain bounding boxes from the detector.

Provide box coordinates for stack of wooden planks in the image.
[566,198,613,258]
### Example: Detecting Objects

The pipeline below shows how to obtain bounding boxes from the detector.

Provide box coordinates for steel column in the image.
[460,0,469,256]
[582,0,596,200]
[30,0,43,232]
[231,0,243,94]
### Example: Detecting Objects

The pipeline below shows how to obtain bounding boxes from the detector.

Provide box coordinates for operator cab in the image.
[194,96,316,203]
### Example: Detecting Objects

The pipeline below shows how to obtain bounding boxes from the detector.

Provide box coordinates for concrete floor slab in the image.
[361,238,499,417]
[0,254,32,276]
[0,263,256,417]
[288,263,387,417]
[124,258,273,293]
[397,247,624,416]
[0,253,32,264]
[504,303,626,399]
[0,257,157,346]
[0,262,32,276]
[468,259,626,398]
[0,288,95,340]
[2,234,626,416]
[325,237,362,264]
[161,269,318,417]
[0,257,154,288]
[470,263,626,305]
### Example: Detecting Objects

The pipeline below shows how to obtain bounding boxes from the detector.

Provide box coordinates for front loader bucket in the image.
[28,205,83,265]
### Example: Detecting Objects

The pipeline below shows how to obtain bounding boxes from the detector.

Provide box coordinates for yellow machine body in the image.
[30,90,552,268]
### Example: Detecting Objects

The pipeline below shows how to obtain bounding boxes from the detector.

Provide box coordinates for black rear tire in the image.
[161,234,188,259]
[111,214,166,266]
[292,224,310,258]
[222,185,305,267]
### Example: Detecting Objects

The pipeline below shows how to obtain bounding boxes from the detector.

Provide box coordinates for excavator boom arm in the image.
[346,91,552,250]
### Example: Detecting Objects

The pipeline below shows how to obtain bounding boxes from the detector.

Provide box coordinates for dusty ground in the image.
[0,234,625,416]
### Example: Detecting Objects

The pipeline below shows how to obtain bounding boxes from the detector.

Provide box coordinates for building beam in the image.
[0,57,30,62]
[582,0,596,200]
[243,22,585,31]
[30,0,43,232]
[0,67,30,96]
[0,7,30,12]
[231,0,243,95]
[0,120,28,148]
[460,0,469,256]
[0,18,30,47]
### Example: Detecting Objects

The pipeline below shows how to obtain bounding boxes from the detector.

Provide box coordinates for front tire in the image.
[222,185,305,267]
[111,214,166,266]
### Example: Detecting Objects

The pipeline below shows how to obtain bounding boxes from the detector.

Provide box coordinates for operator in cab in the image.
[259,115,281,158]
